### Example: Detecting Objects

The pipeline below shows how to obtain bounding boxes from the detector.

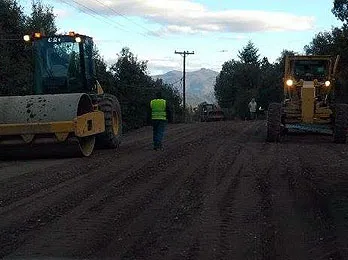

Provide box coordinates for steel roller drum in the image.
[0,93,91,124]
[0,93,96,157]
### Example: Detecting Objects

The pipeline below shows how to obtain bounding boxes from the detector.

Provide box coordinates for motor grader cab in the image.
[267,54,348,143]
[0,32,122,157]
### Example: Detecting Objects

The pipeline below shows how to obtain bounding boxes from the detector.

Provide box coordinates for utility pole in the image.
[175,50,194,123]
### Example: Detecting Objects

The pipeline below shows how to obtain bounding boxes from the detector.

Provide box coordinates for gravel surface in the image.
[0,120,347,260]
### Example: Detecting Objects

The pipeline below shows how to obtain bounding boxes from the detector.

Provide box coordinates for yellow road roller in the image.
[0,32,122,157]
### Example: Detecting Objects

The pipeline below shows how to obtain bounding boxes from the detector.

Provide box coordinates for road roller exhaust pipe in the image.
[0,93,105,157]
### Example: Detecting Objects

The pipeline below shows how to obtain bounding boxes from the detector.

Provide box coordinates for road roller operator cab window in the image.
[32,34,95,95]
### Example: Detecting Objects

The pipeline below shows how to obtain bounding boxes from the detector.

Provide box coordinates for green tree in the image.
[238,40,260,65]
[0,0,31,95]
[304,31,335,55]
[26,0,57,35]
[214,60,239,108]
[304,25,348,102]
[332,0,348,23]
[93,47,115,94]
[0,0,58,96]
[215,42,262,118]
[257,55,287,110]
[109,47,182,130]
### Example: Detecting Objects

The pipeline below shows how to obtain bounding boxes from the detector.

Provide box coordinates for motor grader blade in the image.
[0,93,105,157]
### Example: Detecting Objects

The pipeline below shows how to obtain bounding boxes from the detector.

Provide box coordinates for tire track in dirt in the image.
[1,122,241,258]
[155,121,269,260]
[0,123,212,209]
[274,136,348,260]
[296,150,346,259]
[0,126,216,258]
[2,120,347,259]
[96,123,251,259]
[86,122,257,259]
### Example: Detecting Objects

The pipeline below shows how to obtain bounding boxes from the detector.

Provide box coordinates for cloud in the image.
[218,34,247,41]
[67,0,315,35]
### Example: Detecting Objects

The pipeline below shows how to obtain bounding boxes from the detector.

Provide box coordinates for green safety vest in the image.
[151,99,167,120]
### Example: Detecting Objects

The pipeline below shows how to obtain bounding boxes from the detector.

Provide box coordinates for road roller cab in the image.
[0,32,122,157]
[30,32,98,95]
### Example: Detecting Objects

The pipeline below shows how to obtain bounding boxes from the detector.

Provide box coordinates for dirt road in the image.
[0,120,348,259]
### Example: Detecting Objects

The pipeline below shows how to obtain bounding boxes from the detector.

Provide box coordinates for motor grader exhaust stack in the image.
[0,32,122,157]
[267,55,348,143]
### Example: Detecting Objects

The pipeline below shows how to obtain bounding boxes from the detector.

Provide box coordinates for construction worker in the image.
[150,91,171,150]
[248,98,257,120]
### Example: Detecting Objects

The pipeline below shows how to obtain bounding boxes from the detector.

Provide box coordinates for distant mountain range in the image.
[152,68,219,106]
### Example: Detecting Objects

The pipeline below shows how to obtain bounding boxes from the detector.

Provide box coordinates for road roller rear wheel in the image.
[92,94,122,149]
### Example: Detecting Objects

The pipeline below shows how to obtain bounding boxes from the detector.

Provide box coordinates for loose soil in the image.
[0,120,347,260]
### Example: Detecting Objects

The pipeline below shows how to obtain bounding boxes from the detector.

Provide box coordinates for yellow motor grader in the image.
[0,32,122,157]
[267,54,348,143]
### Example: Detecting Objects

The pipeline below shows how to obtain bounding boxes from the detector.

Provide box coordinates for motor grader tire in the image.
[267,103,282,142]
[93,94,122,149]
[333,103,348,144]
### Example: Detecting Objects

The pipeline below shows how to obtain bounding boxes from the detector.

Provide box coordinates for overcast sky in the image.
[18,0,342,75]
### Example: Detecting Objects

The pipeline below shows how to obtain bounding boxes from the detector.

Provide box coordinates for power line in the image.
[58,0,130,34]
[93,0,158,38]
[175,50,195,123]
[168,77,183,86]
[59,0,156,40]
[0,38,22,41]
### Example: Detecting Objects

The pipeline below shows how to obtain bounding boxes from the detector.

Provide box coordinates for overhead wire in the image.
[93,0,159,39]
[58,0,158,40]
[0,38,23,41]
[57,0,180,78]
[58,0,129,35]
[168,77,183,86]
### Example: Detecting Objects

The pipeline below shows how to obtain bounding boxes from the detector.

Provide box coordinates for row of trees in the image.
[0,0,182,131]
[214,42,293,118]
[214,0,348,118]
[0,0,56,96]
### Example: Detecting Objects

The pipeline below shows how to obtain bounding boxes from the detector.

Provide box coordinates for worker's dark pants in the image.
[250,112,256,120]
[152,119,166,149]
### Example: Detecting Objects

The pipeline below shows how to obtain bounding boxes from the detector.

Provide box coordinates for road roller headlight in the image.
[286,79,293,86]
[325,80,331,87]
[23,35,30,42]
[34,32,42,38]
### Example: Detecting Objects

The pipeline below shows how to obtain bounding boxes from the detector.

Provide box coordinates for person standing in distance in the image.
[248,97,257,120]
[150,91,171,150]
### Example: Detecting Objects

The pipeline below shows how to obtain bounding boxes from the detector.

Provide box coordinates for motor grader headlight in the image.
[23,35,30,42]
[286,79,293,86]
[325,80,331,87]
